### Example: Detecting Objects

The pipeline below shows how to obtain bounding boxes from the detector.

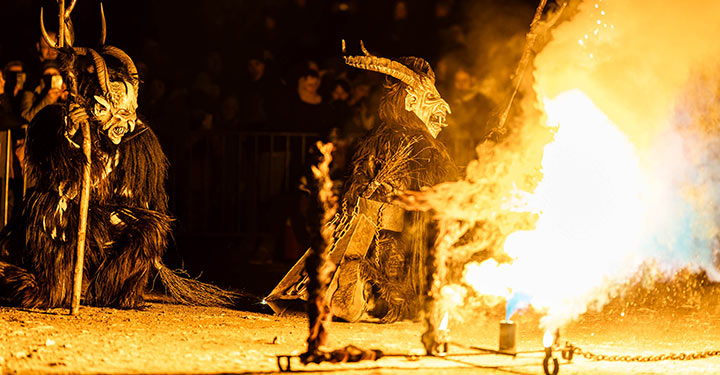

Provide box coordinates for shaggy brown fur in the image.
[0,51,235,309]
[334,62,456,322]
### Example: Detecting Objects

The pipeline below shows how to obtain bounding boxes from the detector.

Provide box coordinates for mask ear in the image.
[405,87,418,112]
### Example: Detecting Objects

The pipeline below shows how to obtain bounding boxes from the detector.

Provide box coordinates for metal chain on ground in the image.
[571,345,720,362]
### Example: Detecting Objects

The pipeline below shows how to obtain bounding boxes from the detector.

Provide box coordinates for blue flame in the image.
[505,292,532,320]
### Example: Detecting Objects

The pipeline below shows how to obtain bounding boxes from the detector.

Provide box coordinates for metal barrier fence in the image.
[0,129,321,242]
[162,130,478,238]
[164,131,321,239]
[0,129,473,243]
[0,129,20,231]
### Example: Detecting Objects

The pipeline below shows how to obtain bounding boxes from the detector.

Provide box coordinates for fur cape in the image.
[335,119,456,322]
[0,104,234,308]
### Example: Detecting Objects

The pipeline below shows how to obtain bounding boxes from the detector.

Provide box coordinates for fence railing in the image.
[164,131,322,239]
[0,130,321,241]
[0,128,22,231]
[0,128,475,246]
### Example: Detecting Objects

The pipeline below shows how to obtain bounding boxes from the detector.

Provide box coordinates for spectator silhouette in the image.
[19,60,68,123]
[2,61,27,117]
[285,68,331,134]
[241,52,282,130]
[0,68,24,131]
[328,79,352,132]
[24,31,59,91]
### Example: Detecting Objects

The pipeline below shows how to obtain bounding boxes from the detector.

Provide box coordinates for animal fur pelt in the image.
[0,104,235,308]
[334,119,455,322]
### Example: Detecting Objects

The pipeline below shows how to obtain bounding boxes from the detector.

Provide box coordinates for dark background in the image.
[1,0,541,87]
[0,0,543,299]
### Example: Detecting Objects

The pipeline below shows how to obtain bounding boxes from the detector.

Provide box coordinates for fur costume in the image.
[264,48,455,322]
[0,103,170,308]
[0,28,234,308]
[330,55,456,322]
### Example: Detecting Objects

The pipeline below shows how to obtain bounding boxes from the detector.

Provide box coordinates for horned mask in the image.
[41,2,139,144]
[343,41,451,138]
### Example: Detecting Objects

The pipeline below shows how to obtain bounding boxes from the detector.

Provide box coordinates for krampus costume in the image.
[266,44,455,322]
[0,4,234,309]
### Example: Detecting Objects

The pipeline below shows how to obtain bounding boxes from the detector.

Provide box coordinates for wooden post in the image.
[3,130,11,227]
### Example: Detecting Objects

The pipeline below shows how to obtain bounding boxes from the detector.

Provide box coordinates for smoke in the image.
[642,65,720,279]
[533,0,720,275]
[534,0,720,150]
[528,0,720,326]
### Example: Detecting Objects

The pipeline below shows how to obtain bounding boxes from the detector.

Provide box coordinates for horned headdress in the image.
[342,40,435,88]
[40,1,139,101]
[38,0,142,314]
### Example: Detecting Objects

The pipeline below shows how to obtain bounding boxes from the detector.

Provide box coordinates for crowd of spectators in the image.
[0,0,533,264]
[0,0,527,158]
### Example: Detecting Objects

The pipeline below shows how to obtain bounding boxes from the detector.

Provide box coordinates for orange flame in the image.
[464,90,649,329]
[402,0,720,333]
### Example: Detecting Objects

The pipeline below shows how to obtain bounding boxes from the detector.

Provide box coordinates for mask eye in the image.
[94,103,109,116]
[93,95,112,116]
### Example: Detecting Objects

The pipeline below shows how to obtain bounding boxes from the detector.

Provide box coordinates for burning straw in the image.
[302,141,338,360]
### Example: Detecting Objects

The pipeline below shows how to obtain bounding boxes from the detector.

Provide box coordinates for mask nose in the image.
[442,100,451,115]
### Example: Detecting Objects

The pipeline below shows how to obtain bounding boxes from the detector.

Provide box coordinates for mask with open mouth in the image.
[92,80,137,144]
[404,78,451,138]
[343,44,451,138]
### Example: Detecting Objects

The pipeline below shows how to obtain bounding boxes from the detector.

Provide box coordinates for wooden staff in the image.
[487,0,566,139]
[71,119,91,315]
[56,0,91,316]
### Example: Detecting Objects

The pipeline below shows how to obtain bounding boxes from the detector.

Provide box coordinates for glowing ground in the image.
[1,283,719,375]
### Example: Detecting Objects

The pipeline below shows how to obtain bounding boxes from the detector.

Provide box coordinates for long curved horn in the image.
[101,45,139,91]
[85,48,111,96]
[40,8,58,48]
[100,3,106,45]
[343,41,420,86]
[415,58,435,82]
[344,55,420,87]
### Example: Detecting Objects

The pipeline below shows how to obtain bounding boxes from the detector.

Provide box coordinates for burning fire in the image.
[543,330,555,348]
[465,89,649,329]
[411,0,720,333]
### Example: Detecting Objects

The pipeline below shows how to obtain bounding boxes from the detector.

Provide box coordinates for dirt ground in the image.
[2,282,720,375]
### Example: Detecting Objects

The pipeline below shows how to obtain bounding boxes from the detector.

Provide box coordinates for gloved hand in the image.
[66,103,89,139]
